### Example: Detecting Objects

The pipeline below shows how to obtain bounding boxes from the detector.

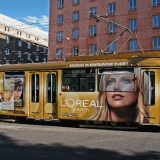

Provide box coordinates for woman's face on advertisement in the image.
[3,91,13,102]
[14,86,22,99]
[106,73,138,108]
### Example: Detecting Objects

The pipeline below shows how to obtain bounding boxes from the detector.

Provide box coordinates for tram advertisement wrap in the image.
[59,68,152,123]
[59,92,97,119]
[13,78,24,107]
[0,78,24,111]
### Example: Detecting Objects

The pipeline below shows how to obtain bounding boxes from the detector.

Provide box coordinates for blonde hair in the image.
[89,69,149,123]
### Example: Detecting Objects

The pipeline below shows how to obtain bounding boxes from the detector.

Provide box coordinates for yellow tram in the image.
[0,51,160,128]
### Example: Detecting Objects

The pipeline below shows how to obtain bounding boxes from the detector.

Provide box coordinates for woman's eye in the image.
[122,78,132,84]
[107,79,114,85]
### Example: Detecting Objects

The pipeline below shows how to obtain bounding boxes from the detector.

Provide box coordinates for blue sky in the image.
[0,0,50,32]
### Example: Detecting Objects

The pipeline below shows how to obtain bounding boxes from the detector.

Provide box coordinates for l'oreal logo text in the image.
[60,99,102,108]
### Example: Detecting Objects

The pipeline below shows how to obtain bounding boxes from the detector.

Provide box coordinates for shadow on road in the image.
[0,132,159,160]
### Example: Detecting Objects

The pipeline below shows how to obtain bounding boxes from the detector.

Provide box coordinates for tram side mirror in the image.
[62,85,70,92]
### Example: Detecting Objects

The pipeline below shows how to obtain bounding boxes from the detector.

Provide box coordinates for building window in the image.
[90,25,97,36]
[57,31,63,42]
[129,0,137,10]
[153,37,160,50]
[152,15,160,28]
[6,36,10,43]
[109,23,116,33]
[5,48,10,55]
[129,19,137,31]
[58,15,64,25]
[35,37,38,41]
[17,31,22,36]
[152,0,160,6]
[44,48,46,53]
[90,7,97,17]
[130,39,138,52]
[43,57,47,63]
[109,3,116,15]
[18,40,22,47]
[73,29,79,39]
[18,51,22,58]
[5,60,9,64]
[27,53,31,60]
[4,27,9,32]
[73,11,79,22]
[35,55,39,61]
[72,47,79,56]
[90,44,97,55]
[36,45,39,51]
[58,0,64,8]
[57,48,63,58]
[28,43,31,49]
[73,0,79,4]
[109,42,116,51]
[26,34,30,39]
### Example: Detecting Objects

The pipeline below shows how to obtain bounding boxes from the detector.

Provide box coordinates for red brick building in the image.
[48,0,160,61]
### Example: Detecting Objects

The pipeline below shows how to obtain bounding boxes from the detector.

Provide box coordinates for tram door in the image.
[140,69,159,124]
[29,72,57,119]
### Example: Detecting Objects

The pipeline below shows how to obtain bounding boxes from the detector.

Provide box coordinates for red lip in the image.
[112,94,124,100]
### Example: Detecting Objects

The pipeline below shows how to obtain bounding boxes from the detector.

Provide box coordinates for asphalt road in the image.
[0,121,160,160]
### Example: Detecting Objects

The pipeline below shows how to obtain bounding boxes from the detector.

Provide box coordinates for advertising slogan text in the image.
[69,62,129,67]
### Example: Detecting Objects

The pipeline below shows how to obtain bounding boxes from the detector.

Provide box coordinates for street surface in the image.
[0,121,160,160]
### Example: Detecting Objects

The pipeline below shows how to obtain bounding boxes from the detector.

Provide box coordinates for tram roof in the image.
[1,51,160,71]
[65,51,160,61]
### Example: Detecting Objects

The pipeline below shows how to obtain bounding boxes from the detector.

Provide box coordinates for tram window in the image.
[4,71,25,77]
[47,74,56,103]
[143,71,155,105]
[31,74,39,102]
[62,68,95,92]
[98,68,136,92]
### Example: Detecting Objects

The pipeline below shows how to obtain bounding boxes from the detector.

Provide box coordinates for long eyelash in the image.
[132,77,137,81]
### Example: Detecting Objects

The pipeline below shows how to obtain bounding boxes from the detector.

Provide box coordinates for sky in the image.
[0,0,50,32]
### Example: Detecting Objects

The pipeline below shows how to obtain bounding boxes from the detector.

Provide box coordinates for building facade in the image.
[0,14,48,64]
[48,0,160,62]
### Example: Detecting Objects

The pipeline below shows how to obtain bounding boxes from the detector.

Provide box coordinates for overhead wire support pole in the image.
[100,29,128,53]
[89,12,133,54]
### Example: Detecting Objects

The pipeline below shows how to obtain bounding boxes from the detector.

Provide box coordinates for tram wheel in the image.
[110,122,117,127]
